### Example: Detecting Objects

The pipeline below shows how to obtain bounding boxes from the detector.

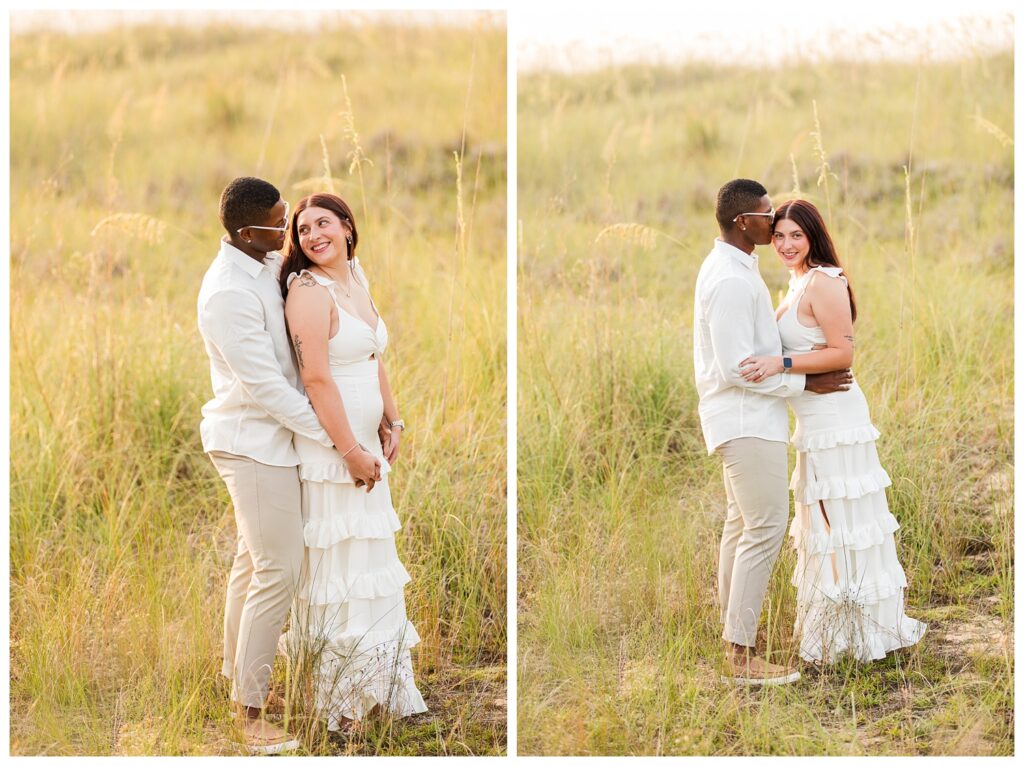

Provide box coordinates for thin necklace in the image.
[315,260,358,297]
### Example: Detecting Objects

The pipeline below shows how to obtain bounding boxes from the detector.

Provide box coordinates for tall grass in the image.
[518,36,1012,755]
[10,15,506,755]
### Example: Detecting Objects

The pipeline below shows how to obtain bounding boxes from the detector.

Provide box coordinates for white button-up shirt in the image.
[197,239,333,465]
[693,238,806,453]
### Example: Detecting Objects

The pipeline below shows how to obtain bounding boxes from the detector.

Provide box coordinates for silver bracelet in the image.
[340,442,360,458]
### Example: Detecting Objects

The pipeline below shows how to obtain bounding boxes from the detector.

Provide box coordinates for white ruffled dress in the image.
[781,266,926,663]
[280,264,427,727]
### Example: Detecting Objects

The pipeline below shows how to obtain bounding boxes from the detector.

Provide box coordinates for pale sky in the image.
[10,8,503,35]
[517,1,1014,70]
[7,3,1014,67]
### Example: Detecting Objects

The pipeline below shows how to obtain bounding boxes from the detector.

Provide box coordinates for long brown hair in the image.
[279,193,359,296]
[773,199,857,322]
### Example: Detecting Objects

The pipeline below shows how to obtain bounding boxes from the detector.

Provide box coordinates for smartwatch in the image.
[783,357,793,370]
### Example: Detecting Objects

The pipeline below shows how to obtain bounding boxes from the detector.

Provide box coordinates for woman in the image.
[278,192,426,727]
[739,199,926,664]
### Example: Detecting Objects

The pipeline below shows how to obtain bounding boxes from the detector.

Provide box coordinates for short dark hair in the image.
[715,178,768,229]
[219,176,281,235]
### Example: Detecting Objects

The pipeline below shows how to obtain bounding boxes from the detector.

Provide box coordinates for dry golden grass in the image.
[11,15,506,755]
[518,38,1012,756]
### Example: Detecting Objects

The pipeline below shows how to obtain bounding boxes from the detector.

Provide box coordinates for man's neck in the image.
[720,229,755,255]
[226,235,268,264]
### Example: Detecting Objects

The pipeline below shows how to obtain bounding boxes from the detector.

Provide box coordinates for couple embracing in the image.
[694,178,926,685]
[197,177,427,752]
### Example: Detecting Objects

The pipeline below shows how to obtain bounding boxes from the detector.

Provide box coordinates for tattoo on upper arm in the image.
[844,335,855,347]
[298,272,316,288]
[293,334,305,369]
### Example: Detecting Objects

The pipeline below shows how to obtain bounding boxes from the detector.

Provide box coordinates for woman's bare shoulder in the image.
[806,269,848,300]
[285,272,332,315]
[805,269,852,321]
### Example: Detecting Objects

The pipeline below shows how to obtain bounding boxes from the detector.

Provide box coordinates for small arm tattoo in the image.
[293,334,305,369]
[844,335,855,347]
[298,272,316,288]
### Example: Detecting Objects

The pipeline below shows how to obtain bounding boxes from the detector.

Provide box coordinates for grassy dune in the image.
[10,16,506,755]
[518,41,1012,755]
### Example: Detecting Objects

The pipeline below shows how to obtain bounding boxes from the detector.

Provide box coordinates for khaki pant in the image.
[716,437,790,648]
[210,451,303,709]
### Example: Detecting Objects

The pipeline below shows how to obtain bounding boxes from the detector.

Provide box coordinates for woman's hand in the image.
[344,445,382,492]
[739,355,784,382]
[383,427,401,464]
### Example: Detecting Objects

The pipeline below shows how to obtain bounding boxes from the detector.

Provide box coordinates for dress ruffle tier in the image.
[788,424,926,664]
[281,472,427,727]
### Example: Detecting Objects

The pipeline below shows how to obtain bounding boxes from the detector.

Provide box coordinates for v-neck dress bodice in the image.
[289,262,388,368]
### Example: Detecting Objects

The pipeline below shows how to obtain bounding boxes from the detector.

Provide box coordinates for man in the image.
[693,178,851,685]
[197,177,381,753]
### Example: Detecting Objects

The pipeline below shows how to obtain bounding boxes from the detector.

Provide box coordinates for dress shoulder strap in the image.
[349,257,381,318]
[286,270,342,312]
[351,257,370,288]
[809,265,847,283]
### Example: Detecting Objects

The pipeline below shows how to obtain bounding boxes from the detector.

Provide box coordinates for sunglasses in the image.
[732,206,775,223]
[237,201,290,234]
